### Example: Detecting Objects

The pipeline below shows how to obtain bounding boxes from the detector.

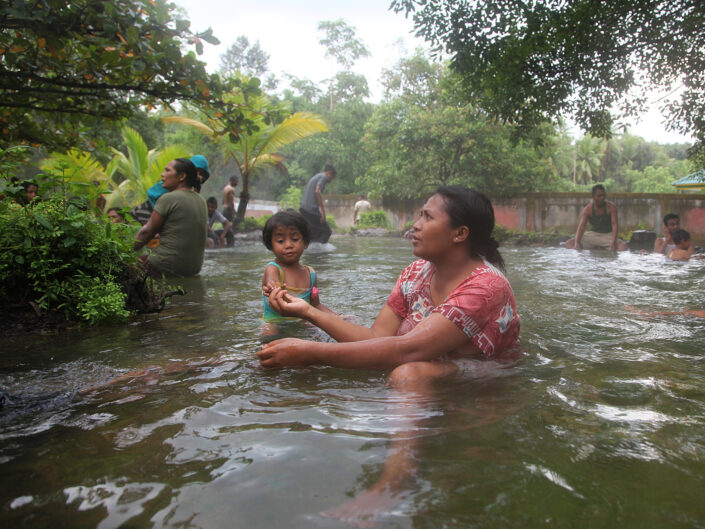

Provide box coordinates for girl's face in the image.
[677,238,691,250]
[410,194,458,260]
[161,161,183,191]
[271,224,307,265]
[25,184,38,202]
[107,210,122,223]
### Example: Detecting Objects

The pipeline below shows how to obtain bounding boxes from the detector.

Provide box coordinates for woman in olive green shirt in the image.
[134,158,208,277]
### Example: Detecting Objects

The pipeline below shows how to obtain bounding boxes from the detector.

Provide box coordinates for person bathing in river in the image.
[261,210,333,337]
[134,158,208,277]
[667,229,695,261]
[565,184,628,251]
[206,196,232,248]
[258,186,520,525]
[655,213,694,255]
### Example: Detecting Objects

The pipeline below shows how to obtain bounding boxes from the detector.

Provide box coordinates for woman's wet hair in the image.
[172,158,199,188]
[433,185,505,271]
[672,228,691,245]
[262,209,310,251]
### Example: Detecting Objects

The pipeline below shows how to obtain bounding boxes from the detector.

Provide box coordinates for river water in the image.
[1,237,704,528]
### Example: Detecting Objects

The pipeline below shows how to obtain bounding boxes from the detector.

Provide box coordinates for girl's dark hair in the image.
[433,185,505,271]
[672,228,691,245]
[262,209,311,251]
[172,158,199,188]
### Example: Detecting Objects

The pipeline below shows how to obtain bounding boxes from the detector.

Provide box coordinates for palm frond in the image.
[162,116,217,137]
[255,112,328,156]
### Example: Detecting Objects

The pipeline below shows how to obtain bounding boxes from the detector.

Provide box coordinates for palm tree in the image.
[162,89,328,221]
[40,149,119,201]
[106,126,188,208]
[574,135,603,186]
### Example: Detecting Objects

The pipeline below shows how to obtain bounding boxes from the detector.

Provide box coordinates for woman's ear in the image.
[453,225,470,242]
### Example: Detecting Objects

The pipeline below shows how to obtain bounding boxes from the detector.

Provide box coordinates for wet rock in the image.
[629,230,656,252]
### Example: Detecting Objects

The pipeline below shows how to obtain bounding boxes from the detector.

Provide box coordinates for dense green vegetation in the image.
[0,188,135,324]
[390,0,705,160]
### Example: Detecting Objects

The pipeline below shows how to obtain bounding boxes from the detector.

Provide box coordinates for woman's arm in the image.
[257,312,468,370]
[134,210,165,250]
[267,287,402,342]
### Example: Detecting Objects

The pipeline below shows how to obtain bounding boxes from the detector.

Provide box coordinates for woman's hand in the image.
[268,287,312,318]
[258,338,316,367]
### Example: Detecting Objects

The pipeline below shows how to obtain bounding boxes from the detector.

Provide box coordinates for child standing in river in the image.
[261,210,331,335]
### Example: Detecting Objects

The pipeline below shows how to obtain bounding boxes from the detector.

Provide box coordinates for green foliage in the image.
[0,193,137,323]
[326,215,338,230]
[106,126,189,208]
[391,0,705,152]
[317,19,370,70]
[0,0,229,151]
[278,186,302,210]
[68,273,129,325]
[163,82,327,219]
[241,216,270,231]
[359,53,557,198]
[356,210,390,229]
[220,36,270,78]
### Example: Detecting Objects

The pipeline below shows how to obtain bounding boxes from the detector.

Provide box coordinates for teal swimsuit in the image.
[262,261,317,322]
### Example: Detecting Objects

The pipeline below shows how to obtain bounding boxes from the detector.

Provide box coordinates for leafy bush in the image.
[357,210,390,229]
[0,194,137,323]
[326,214,338,230]
[278,186,302,210]
[241,215,270,231]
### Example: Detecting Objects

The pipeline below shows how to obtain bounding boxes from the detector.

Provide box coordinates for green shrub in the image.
[278,186,302,210]
[326,214,338,230]
[0,194,137,323]
[241,215,270,231]
[357,210,389,229]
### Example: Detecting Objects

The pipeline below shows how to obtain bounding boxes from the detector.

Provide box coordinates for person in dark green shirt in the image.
[134,158,208,277]
[566,184,628,251]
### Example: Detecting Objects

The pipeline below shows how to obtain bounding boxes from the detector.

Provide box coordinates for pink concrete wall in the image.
[494,205,522,231]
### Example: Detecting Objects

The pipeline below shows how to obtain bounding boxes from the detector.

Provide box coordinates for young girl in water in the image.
[261,210,330,334]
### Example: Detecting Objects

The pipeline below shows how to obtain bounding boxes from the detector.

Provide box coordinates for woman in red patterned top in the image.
[258,186,520,372]
[258,186,520,525]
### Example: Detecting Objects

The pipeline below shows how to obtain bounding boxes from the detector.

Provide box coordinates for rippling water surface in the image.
[1,238,704,528]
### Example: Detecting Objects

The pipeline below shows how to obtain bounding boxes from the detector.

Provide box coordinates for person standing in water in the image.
[259,186,520,526]
[299,164,336,244]
[565,184,628,251]
[134,158,208,277]
[222,176,239,222]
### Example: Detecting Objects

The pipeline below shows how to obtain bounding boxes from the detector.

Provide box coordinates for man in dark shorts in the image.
[565,184,628,251]
[299,164,336,243]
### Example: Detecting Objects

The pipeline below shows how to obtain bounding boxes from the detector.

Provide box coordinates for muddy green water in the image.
[1,237,704,528]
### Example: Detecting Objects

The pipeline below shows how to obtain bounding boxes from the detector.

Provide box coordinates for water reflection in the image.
[1,241,704,528]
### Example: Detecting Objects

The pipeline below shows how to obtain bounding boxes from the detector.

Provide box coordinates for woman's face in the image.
[410,194,457,260]
[161,161,183,191]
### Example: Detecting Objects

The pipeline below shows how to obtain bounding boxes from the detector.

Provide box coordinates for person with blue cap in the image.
[190,155,210,194]
[130,155,210,224]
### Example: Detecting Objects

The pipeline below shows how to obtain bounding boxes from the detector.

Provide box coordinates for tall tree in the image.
[219,36,270,78]
[391,0,704,151]
[1,0,227,151]
[317,19,370,111]
[360,54,556,197]
[163,81,328,220]
[317,19,370,70]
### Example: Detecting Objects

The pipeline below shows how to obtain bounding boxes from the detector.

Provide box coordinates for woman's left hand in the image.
[257,338,316,368]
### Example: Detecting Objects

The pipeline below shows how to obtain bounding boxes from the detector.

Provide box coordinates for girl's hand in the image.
[258,338,316,367]
[268,287,311,318]
[262,279,279,297]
